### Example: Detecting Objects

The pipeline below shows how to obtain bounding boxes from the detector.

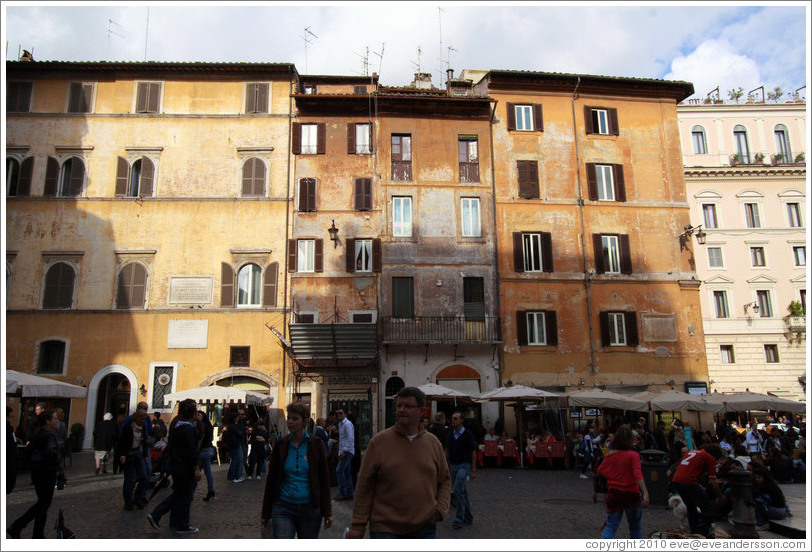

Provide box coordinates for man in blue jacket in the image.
[446,411,477,529]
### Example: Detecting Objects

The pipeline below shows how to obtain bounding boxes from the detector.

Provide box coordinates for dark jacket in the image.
[168,420,200,480]
[260,434,332,520]
[199,417,215,450]
[115,420,148,460]
[28,428,60,472]
[93,419,118,452]
[446,426,478,465]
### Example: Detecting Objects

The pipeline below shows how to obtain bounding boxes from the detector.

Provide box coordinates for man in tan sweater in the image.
[346,387,451,539]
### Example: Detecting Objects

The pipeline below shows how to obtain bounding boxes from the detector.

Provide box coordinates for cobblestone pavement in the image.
[4,452,803,541]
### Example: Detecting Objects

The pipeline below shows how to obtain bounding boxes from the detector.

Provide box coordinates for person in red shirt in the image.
[671,443,725,536]
[597,425,650,538]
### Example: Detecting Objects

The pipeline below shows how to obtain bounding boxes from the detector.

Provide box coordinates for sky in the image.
[1,2,809,102]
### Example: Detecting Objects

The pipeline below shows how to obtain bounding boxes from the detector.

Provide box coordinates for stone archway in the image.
[199,368,279,390]
[83,364,138,449]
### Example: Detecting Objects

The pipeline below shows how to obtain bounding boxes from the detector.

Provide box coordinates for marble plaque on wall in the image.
[167,320,208,349]
[168,276,214,304]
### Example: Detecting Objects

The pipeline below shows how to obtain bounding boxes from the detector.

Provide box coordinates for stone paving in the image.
[4,451,804,540]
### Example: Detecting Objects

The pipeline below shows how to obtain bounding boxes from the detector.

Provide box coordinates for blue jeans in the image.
[271,500,322,538]
[601,503,643,538]
[754,497,787,526]
[199,447,215,493]
[449,462,473,525]
[337,453,354,497]
[371,521,436,539]
[151,475,197,530]
[122,454,148,504]
[227,444,244,481]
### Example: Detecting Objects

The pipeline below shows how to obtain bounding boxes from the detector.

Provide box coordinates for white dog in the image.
[668,494,690,533]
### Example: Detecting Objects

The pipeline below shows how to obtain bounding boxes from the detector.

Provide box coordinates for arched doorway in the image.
[383,376,405,428]
[434,364,484,439]
[84,365,137,449]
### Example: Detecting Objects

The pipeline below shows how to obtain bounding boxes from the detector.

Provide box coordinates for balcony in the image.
[381,316,502,344]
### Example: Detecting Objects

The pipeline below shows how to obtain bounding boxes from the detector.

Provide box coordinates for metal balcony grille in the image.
[381,316,501,344]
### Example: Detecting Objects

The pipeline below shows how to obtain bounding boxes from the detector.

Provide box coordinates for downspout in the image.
[283,69,294,394]
[487,98,503,390]
[570,76,597,376]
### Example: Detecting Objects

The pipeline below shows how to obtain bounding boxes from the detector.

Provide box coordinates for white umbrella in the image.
[634,390,724,413]
[707,391,805,414]
[163,385,273,407]
[5,370,88,398]
[417,382,471,399]
[566,388,648,411]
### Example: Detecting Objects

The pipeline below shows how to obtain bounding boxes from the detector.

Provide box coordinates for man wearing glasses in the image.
[346,387,450,539]
[334,409,355,501]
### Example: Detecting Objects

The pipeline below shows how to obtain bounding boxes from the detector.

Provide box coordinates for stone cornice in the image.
[684,166,806,179]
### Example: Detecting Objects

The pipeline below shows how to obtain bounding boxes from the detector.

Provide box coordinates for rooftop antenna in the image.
[438,7,444,82]
[444,45,457,84]
[372,42,385,79]
[410,46,422,72]
[301,26,318,74]
[107,19,125,60]
[144,7,149,61]
[354,46,370,76]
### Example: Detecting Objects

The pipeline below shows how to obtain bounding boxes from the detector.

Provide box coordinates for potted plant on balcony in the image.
[730,153,741,166]
[772,153,784,165]
[795,152,805,164]
[787,301,806,331]
[754,152,765,164]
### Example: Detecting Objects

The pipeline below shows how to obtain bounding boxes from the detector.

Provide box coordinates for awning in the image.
[289,323,378,370]
[163,386,273,406]
[6,370,88,398]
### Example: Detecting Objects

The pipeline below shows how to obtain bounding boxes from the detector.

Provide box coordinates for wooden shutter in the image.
[147,83,160,113]
[367,124,374,154]
[586,163,598,200]
[345,239,356,272]
[256,83,269,113]
[584,106,595,134]
[245,83,257,113]
[625,312,639,346]
[541,232,554,272]
[513,232,524,272]
[545,311,558,346]
[372,239,382,272]
[116,263,132,308]
[115,157,129,196]
[68,83,83,112]
[613,164,626,202]
[139,157,154,197]
[619,234,632,274]
[314,239,324,272]
[299,178,316,211]
[44,157,59,196]
[287,240,297,272]
[67,157,84,196]
[533,104,543,131]
[316,123,326,154]
[130,263,147,308]
[81,84,93,112]
[262,262,278,307]
[355,178,372,210]
[593,234,605,274]
[242,158,264,196]
[599,312,610,346]
[136,82,148,112]
[221,262,235,307]
[18,157,33,196]
[516,311,528,346]
[608,108,619,135]
[43,263,74,309]
[347,123,356,154]
[517,160,539,199]
[506,103,516,131]
[292,123,302,154]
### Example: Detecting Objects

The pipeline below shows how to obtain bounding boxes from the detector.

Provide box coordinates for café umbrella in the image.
[634,390,724,413]
[163,385,273,407]
[6,370,88,398]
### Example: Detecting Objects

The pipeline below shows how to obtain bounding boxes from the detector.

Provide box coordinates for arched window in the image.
[691,125,707,154]
[733,125,750,164]
[237,263,262,307]
[116,262,148,309]
[44,156,85,197]
[241,158,266,196]
[774,124,792,162]
[385,377,405,397]
[42,262,76,309]
[6,157,33,196]
[116,156,155,197]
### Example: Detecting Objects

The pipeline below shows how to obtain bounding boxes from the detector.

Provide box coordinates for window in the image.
[345,239,381,273]
[786,203,802,227]
[764,344,779,364]
[707,247,724,268]
[303,84,316,95]
[800,290,806,313]
[600,311,638,347]
[116,262,147,309]
[292,123,325,155]
[392,196,412,237]
[351,312,375,323]
[348,123,373,154]
[507,103,543,132]
[463,277,485,321]
[756,290,773,318]
[458,136,479,182]
[594,234,632,274]
[744,203,761,228]
[237,263,262,307]
[115,157,155,197]
[44,156,85,197]
[774,124,792,162]
[461,197,481,237]
[702,204,719,228]
[6,157,33,197]
[42,262,76,309]
[750,247,766,267]
[585,106,619,135]
[392,277,414,318]
[245,83,269,114]
[38,340,66,374]
[713,290,729,318]
[517,311,558,346]
[302,124,318,155]
[230,346,251,367]
[517,160,539,199]
[793,246,806,266]
[354,178,373,211]
[298,178,317,212]
[391,134,412,181]
[240,157,266,197]
[295,313,316,323]
[297,240,316,273]
[7,82,33,113]
[720,345,735,364]
[353,85,367,95]
[587,163,625,202]
[67,82,93,113]
[691,126,707,154]
[287,240,322,273]
[513,232,554,273]
[733,125,750,164]
[135,82,161,113]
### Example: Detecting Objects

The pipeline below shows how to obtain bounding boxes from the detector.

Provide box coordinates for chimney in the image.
[412,72,433,90]
[446,68,454,89]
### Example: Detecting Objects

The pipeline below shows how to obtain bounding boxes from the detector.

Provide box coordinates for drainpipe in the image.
[283,69,294,393]
[488,98,503,391]
[570,76,597,376]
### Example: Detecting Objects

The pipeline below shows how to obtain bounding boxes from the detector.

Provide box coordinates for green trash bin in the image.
[639,449,670,506]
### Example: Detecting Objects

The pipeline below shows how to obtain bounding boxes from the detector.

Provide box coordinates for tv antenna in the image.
[410,46,423,72]
[106,19,125,60]
[438,7,444,81]
[354,46,370,76]
[301,26,318,74]
[443,45,457,85]
[372,43,385,78]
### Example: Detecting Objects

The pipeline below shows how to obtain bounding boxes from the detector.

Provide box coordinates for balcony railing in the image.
[381,316,501,344]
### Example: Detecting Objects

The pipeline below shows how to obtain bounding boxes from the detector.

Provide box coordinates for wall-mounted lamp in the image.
[138,384,147,396]
[744,301,760,316]
[328,219,339,248]
[679,224,707,250]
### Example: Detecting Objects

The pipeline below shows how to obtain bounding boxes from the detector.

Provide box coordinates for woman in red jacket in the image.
[597,425,650,538]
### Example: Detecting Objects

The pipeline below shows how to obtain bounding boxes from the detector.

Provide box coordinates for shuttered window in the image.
[586,163,625,202]
[458,136,479,182]
[517,311,558,346]
[42,262,75,309]
[584,106,619,135]
[115,157,155,197]
[600,311,638,347]
[517,160,540,199]
[291,239,323,273]
[463,277,485,320]
[45,156,85,197]
[506,103,543,131]
[348,123,373,154]
[513,232,554,273]
[593,234,632,275]
[245,83,269,114]
[116,262,148,309]
[241,157,266,196]
[135,82,161,113]
[354,178,373,210]
[7,82,33,113]
[391,134,412,181]
[392,277,414,318]
[298,178,317,212]
[222,262,277,308]
[6,157,33,197]
[67,82,93,113]
[237,263,262,307]
[346,238,381,273]
[221,262,235,307]
[293,123,325,155]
